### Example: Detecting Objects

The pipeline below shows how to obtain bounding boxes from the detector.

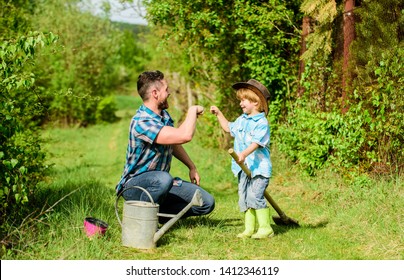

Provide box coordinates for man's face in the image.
[156,79,170,110]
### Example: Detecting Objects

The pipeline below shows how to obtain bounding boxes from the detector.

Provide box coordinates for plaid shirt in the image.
[116,104,174,193]
[229,112,272,178]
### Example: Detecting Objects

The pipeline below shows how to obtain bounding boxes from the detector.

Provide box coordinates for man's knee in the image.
[201,193,215,215]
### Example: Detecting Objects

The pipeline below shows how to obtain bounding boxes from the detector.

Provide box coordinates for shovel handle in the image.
[227,148,286,217]
[228,149,252,177]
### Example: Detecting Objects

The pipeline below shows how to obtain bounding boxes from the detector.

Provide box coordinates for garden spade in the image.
[228,148,299,227]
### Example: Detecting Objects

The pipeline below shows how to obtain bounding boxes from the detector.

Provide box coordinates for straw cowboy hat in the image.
[232,79,270,116]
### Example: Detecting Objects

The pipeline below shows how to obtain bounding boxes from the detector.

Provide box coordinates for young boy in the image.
[210,79,273,238]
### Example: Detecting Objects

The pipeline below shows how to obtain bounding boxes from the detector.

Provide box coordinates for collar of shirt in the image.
[140,104,173,125]
[241,112,265,121]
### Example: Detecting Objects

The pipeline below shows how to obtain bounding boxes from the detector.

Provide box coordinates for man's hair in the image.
[137,70,164,100]
[236,88,265,113]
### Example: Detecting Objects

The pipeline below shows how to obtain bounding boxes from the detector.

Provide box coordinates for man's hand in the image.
[189,168,201,185]
[194,105,204,117]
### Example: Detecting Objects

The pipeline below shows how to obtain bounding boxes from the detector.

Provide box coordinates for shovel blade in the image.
[272,215,300,227]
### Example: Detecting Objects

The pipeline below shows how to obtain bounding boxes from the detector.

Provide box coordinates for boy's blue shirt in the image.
[229,112,272,178]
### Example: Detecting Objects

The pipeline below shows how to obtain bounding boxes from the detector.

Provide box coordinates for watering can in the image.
[115,186,204,249]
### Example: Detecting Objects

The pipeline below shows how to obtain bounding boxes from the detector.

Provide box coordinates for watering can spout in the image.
[153,189,203,243]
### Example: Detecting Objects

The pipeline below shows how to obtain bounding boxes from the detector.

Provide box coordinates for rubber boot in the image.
[251,208,274,239]
[237,208,256,238]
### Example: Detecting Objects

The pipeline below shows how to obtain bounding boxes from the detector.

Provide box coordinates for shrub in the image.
[0,31,56,228]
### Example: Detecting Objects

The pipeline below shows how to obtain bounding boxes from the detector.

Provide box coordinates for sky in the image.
[82,0,148,25]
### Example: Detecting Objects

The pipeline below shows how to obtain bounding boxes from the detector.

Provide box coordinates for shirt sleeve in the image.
[251,121,270,147]
[229,116,241,138]
[134,117,164,144]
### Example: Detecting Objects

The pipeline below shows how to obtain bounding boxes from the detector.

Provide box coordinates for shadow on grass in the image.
[272,218,329,235]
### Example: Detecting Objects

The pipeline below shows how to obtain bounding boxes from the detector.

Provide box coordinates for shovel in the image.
[228,148,299,227]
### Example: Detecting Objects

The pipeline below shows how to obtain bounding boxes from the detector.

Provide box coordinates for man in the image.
[116,70,215,220]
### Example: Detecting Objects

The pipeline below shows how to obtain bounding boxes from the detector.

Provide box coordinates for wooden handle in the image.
[227,148,285,217]
[228,148,252,178]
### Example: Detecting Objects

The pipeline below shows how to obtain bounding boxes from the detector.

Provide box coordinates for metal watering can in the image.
[115,186,203,249]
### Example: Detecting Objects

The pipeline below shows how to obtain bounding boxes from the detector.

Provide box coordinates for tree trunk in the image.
[342,0,355,114]
[298,16,311,98]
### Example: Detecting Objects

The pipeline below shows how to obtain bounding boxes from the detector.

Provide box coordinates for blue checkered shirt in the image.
[229,112,272,178]
[116,104,174,193]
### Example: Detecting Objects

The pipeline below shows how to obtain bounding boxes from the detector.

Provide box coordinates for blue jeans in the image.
[238,172,269,212]
[121,171,215,219]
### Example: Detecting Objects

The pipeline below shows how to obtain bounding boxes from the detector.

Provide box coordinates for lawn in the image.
[3,95,403,260]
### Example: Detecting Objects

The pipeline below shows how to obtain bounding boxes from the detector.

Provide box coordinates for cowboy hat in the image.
[232,79,270,116]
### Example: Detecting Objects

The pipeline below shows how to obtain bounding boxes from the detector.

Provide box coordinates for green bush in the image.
[95,95,119,123]
[1,32,56,227]
[350,48,404,173]
[276,47,403,175]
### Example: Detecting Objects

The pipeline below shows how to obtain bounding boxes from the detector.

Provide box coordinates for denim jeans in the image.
[121,171,215,219]
[238,172,269,212]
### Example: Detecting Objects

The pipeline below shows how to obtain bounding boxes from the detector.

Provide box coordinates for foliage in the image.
[276,101,364,175]
[28,0,125,126]
[279,0,404,175]
[145,0,302,116]
[300,0,338,60]
[277,46,403,176]
[349,47,404,173]
[0,31,57,228]
[95,95,119,123]
[352,0,403,73]
[0,0,34,39]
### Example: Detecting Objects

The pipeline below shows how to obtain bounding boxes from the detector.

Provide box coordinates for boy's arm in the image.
[210,106,230,133]
[237,142,260,163]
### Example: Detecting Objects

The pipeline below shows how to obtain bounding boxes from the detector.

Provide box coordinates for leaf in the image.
[19,166,27,175]
[11,158,19,168]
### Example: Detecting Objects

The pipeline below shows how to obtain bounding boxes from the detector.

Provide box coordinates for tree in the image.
[297,16,311,97]
[341,0,355,114]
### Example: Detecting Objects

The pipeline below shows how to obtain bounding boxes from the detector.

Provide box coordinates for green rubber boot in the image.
[237,208,256,238]
[251,208,274,239]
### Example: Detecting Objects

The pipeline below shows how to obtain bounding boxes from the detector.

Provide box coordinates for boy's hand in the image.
[210,106,220,116]
[237,152,246,163]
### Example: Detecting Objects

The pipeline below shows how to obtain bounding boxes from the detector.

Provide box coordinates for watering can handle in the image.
[114,185,155,227]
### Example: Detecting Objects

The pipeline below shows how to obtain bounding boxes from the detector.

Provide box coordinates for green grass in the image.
[3,95,403,260]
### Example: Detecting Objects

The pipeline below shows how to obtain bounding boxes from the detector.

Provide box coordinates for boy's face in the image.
[239,98,259,116]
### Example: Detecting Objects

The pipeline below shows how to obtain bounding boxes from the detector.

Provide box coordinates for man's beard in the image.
[158,100,169,110]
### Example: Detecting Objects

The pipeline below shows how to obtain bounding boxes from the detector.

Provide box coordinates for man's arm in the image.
[172,144,200,185]
[155,105,204,145]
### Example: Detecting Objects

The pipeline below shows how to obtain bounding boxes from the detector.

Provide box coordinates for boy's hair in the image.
[137,70,164,100]
[236,88,265,113]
